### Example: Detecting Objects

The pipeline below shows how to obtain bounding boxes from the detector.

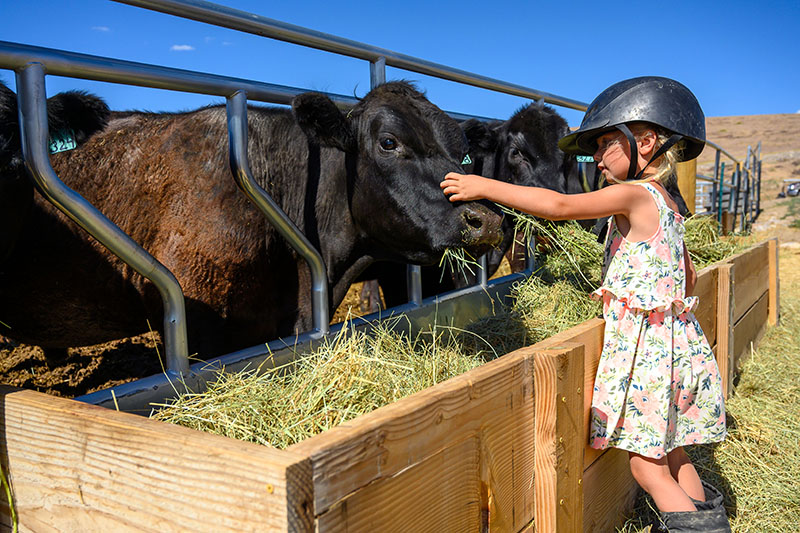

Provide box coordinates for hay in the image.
[439,246,481,281]
[684,215,753,269]
[152,317,490,449]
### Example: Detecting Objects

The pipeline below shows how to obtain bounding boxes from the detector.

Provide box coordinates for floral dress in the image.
[589,182,726,459]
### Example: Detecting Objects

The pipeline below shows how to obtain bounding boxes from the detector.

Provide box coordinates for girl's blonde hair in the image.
[606,122,682,185]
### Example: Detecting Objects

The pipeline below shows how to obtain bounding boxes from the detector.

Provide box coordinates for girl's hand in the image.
[440,172,488,202]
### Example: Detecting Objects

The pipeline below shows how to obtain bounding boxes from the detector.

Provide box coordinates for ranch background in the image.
[3,112,798,395]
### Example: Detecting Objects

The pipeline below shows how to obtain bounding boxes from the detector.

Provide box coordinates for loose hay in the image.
[684,215,753,269]
[154,213,750,451]
[152,318,489,449]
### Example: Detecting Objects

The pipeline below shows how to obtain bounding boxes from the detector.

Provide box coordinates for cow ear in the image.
[46,91,110,145]
[292,93,356,152]
[461,118,497,154]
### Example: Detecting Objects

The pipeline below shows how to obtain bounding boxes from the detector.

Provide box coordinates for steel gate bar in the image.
[15,63,191,376]
[226,90,330,337]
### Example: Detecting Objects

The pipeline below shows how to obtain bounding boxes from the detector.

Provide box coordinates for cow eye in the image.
[379,137,397,151]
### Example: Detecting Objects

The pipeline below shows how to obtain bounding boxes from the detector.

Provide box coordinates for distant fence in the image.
[693,140,762,233]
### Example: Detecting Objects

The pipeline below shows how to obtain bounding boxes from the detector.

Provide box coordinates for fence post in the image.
[715,264,733,399]
[677,159,697,214]
[717,160,725,224]
[768,238,780,326]
[534,342,585,533]
[756,143,762,215]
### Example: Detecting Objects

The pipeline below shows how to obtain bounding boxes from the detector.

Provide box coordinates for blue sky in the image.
[1,0,799,127]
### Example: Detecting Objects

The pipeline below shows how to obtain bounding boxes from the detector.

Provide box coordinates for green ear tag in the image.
[576,155,594,162]
[48,129,77,154]
[461,154,472,165]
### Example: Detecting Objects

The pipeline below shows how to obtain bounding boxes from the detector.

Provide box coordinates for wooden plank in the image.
[732,291,769,373]
[728,241,770,322]
[289,343,536,531]
[582,448,639,533]
[316,437,482,533]
[0,387,312,533]
[534,343,585,533]
[768,238,780,326]
[716,264,733,399]
[694,266,719,347]
[676,160,697,214]
[532,319,606,472]
[720,211,733,236]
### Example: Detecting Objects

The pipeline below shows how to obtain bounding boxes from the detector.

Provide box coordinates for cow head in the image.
[463,104,580,193]
[0,82,109,263]
[293,81,502,265]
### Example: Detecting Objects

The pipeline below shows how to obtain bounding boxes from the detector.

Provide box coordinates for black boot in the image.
[650,482,731,532]
[691,481,724,512]
[657,508,731,532]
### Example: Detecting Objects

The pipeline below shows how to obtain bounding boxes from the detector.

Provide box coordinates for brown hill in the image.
[698,113,800,243]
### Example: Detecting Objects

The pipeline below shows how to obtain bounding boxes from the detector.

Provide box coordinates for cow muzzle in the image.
[459,203,503,252]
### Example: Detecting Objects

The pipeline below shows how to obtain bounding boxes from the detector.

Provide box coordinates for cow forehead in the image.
[364,103,467,157]
[504,109,565,156]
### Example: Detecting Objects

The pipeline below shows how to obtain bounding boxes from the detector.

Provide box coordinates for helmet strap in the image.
[635,133,682,180]
[616,124,639,181]
[616,123,682,181]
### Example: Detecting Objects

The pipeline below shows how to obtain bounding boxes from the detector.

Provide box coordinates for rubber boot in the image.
[657,507,731,532]
[650,482,731,532]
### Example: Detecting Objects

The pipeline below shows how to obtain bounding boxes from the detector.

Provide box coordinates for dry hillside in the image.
[699,113,800,243]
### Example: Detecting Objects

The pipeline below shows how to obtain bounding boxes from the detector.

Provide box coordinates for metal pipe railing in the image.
[226,90,329,336]
[114,0,590,112]
[0,42,353,358]
[15,63,190,375]
[0,40,358,108]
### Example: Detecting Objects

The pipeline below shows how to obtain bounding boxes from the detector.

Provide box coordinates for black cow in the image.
[0,82,110,264]
[0,81,502,356]
[358,103,585,310]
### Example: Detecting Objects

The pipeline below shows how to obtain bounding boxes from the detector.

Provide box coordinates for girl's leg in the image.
[629,452,697,512]
[667,447,705,501]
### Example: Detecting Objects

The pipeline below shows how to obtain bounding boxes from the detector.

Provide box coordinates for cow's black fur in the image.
[0,81,502,356]
[0,82,110,264]
[359,103,587,309]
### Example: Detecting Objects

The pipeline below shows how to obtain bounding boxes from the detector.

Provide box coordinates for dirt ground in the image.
[2,113,799,399]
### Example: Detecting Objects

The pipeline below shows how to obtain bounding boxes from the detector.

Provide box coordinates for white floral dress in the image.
[589,182,726,459]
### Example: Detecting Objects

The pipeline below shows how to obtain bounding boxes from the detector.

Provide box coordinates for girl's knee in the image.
[629,453,672,490]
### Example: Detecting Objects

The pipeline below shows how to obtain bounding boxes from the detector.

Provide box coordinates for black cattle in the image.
[0,82,109,263]
[0,81,502,356]
[358,103,585,310]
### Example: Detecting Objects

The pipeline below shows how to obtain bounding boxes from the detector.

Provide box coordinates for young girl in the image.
[441,77,730,532]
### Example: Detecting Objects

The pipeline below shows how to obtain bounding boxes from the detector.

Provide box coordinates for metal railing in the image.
[116,0,592,304]
[0,41,355,372]
[115,0,589,111]
[694,139,762,232]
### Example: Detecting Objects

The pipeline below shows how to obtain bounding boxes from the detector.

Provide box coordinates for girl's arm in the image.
[440,172,649,221]
[683,242,697,296]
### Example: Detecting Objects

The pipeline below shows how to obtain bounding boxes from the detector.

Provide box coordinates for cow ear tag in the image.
[461,154,472,165]
[576,155,594,162]
[49,129,77,154]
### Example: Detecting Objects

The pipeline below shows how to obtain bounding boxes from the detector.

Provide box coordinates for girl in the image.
[441,77,730,532]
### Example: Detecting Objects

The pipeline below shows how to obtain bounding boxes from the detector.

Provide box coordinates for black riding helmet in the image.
[558,76,705,181]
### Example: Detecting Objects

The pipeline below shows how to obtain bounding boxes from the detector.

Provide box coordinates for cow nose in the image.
[460,204,503,248]
[462,209,484,231]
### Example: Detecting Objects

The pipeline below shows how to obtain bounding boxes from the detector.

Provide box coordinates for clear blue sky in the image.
[1,0,798,127]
